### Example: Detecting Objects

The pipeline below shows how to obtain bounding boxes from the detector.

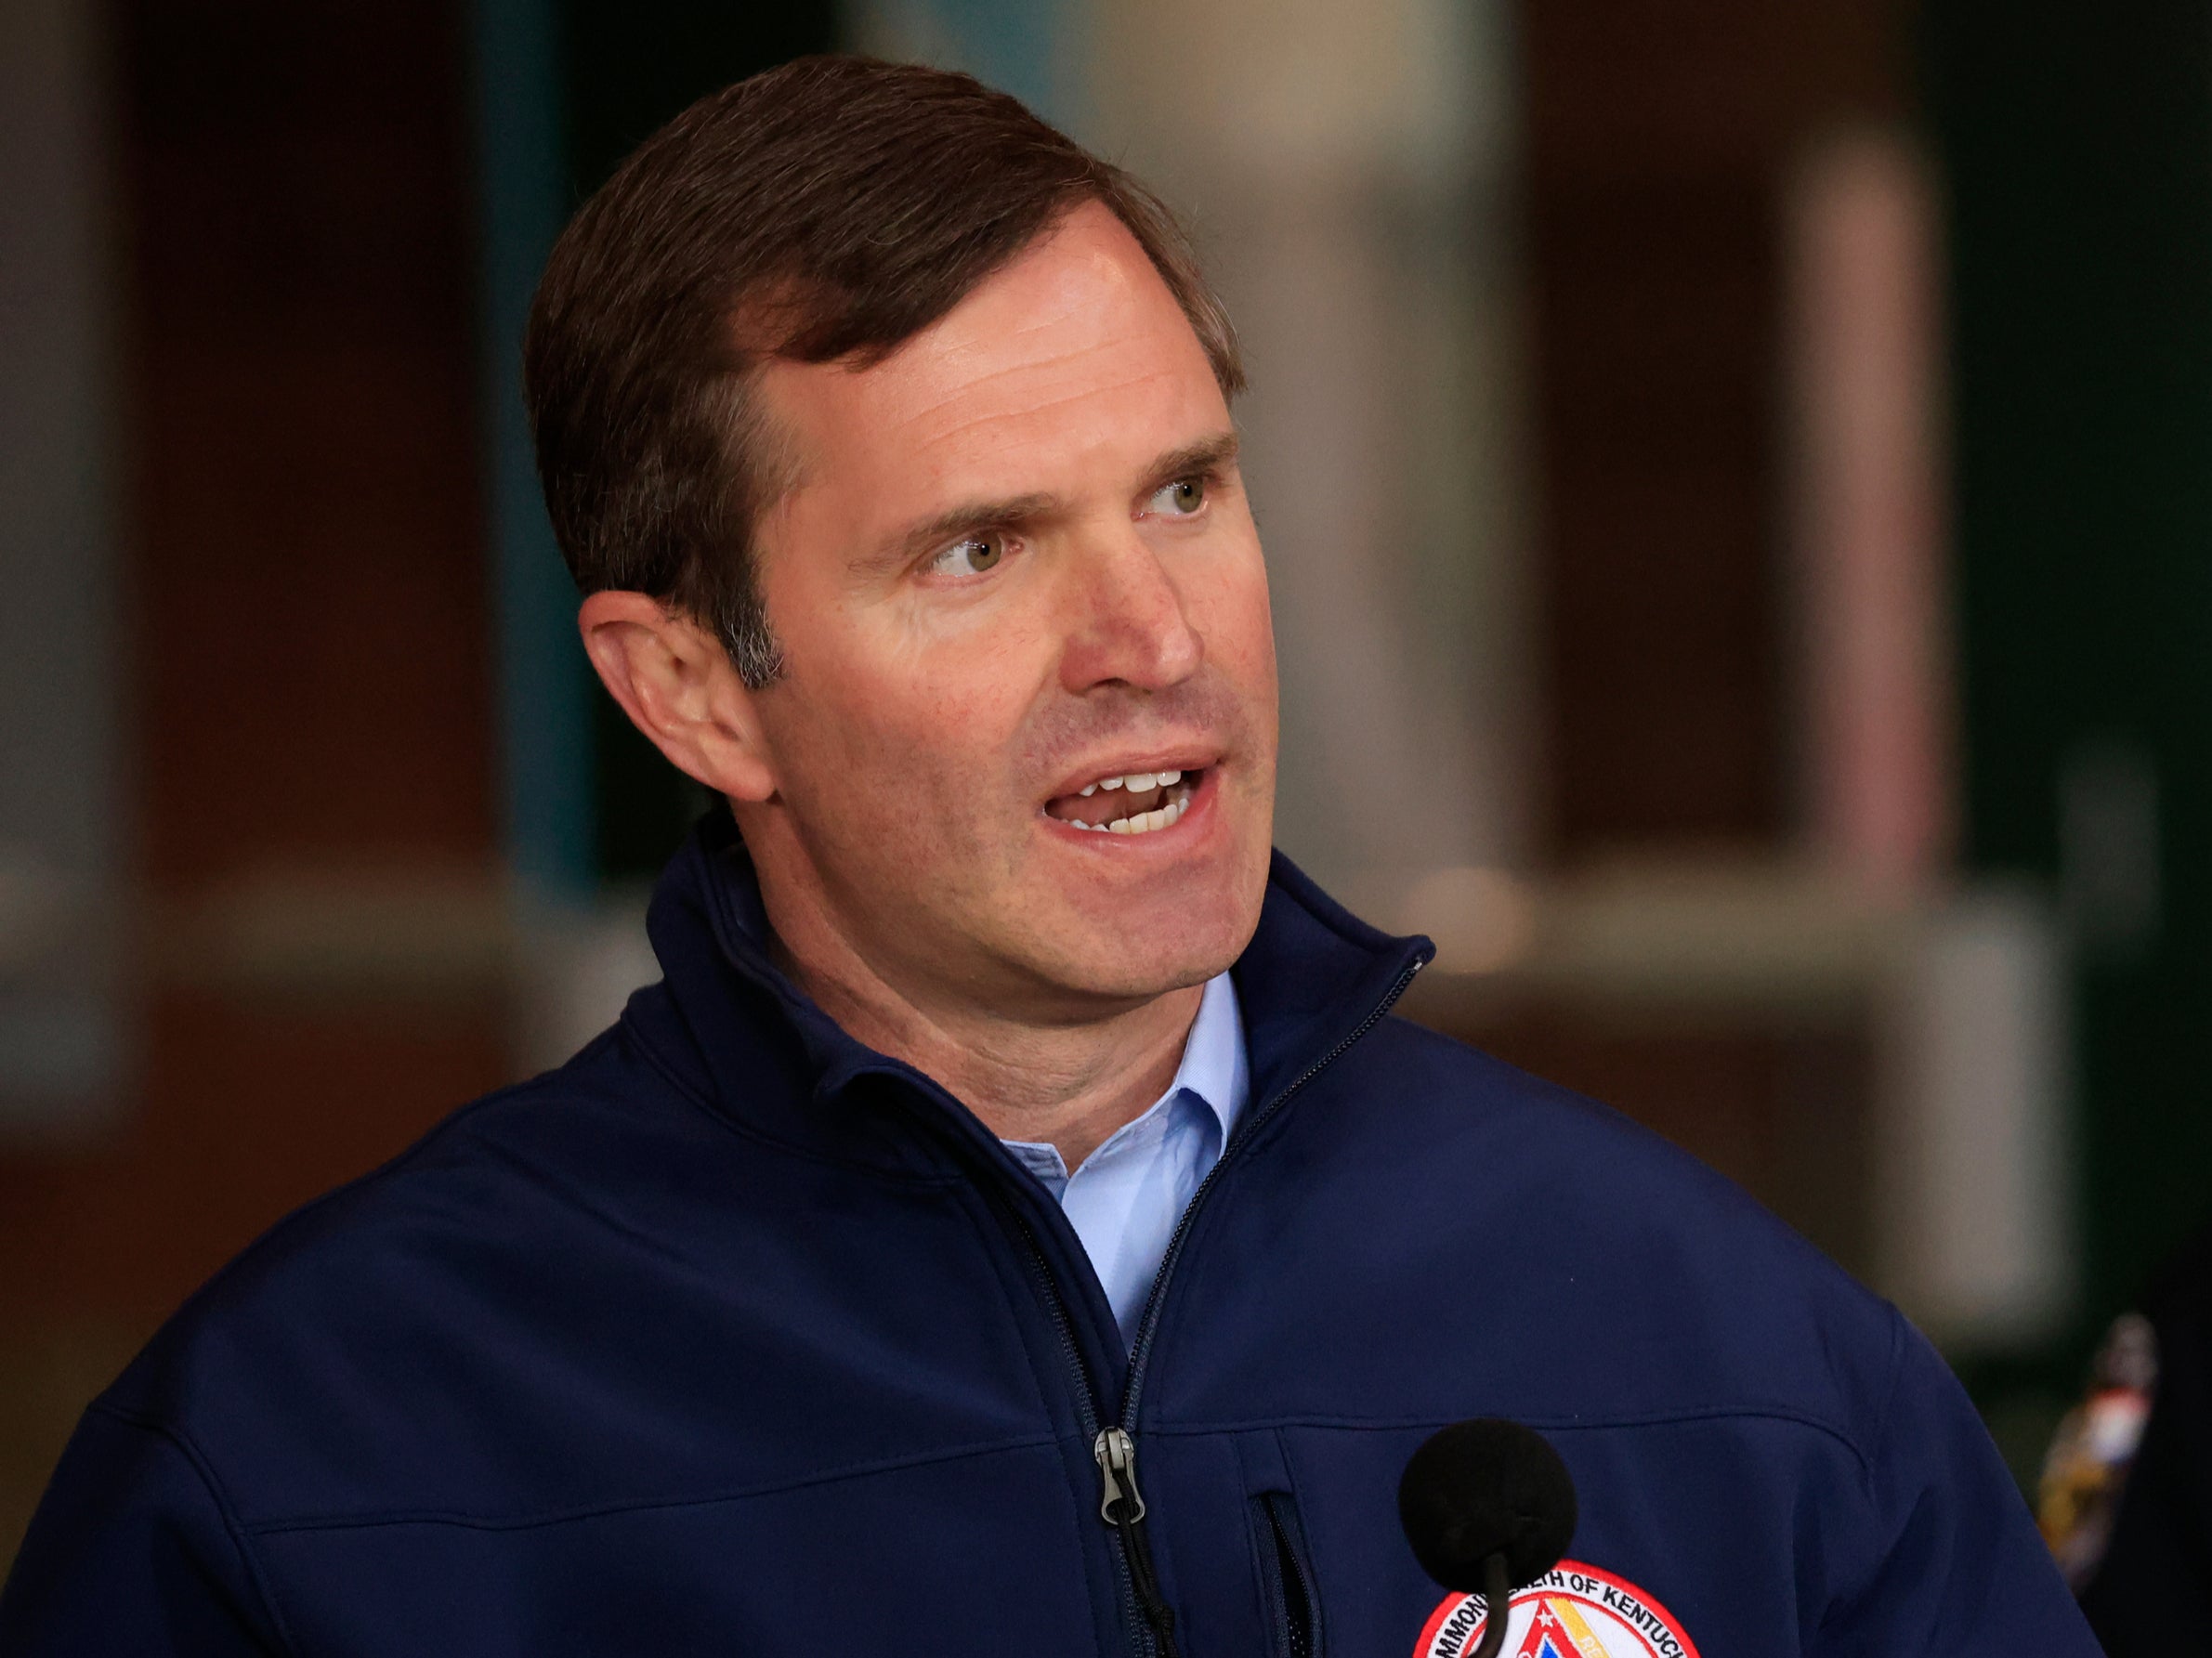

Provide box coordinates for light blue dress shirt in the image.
[1001,973,1250,1345]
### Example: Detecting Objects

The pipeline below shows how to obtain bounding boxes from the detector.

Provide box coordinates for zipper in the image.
[1094,1428,1181,1657]
[1256,1492,1321,1658]
[1119,952,1428,1420]
[917,947,1427,1658]
[1096,950,1428,1653]
[701,840,1422,1654]
[998,1202,1149,1652]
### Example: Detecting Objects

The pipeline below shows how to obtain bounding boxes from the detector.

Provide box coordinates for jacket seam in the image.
[1865,1305,1911,1476]
[236,1430,1063,1537]
[1814,1307,1914,1638]
[1142,1404,1875,1475]
[87,1403,303,1656]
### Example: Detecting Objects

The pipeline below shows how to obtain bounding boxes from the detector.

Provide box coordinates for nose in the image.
[1056,525,1206,695]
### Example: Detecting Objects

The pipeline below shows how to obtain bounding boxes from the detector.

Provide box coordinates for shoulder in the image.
[116,1023,648,1340]
[1258,1014,1912,1456]
[1350,1016,1794,1228]
[1315,1014,1800,1243]
[92,1021,728,1520]
[1345,1015,1828,1262]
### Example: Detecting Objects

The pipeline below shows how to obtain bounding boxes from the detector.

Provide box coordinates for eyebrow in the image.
[864,491,1060,576]
[860,429,1244,575]
[1140,430,1241,494]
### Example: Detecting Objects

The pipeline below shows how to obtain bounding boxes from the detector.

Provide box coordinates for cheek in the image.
[764,651,1036,858]
[845,636,1036,776]
[1196,541,1279,699]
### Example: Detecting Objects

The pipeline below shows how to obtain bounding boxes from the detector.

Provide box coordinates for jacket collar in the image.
[633,810,1432,1152]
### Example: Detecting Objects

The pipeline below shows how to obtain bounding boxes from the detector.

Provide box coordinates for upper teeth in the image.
[1076,768,1183,798]
[1063,766,1193,836]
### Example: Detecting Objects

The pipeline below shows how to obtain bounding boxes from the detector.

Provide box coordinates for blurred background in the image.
[3,0,2208,1573]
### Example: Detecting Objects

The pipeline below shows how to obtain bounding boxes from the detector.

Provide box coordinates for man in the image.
[2,57,2092,1656]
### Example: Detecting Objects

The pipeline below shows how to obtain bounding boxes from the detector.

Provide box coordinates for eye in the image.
[926,531,1008,578]
[1145,476,1208,517]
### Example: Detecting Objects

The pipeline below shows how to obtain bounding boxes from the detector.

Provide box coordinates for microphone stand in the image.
[1472,1551,1512,1658]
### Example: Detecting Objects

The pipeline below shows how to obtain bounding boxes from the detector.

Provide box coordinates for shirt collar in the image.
[1173,970,1249,1146]
[999,971,1249,1181]
[644,816,1430,1156]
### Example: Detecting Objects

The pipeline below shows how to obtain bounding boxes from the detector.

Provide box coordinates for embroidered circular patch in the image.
[1414,1561,1701,1658]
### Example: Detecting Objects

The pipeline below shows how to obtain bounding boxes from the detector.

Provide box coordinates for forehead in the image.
[753,202,1229,529]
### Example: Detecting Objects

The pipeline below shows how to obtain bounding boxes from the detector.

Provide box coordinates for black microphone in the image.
[1398,1419,1578,1658]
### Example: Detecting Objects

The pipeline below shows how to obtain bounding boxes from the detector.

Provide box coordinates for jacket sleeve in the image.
[1816,1312,2097,1655]
[0,1403,289,1655]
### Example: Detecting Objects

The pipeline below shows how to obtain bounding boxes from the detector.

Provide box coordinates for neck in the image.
[749,850,1202,1170]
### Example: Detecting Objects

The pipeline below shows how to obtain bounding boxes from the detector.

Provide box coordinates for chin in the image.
[1033,877,1263,1004]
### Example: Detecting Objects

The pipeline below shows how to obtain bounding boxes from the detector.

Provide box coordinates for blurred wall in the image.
[1088,0,1535,901]
[0,0,509,1560]
[1455,0,1925,1290]
[0,0,125,1138]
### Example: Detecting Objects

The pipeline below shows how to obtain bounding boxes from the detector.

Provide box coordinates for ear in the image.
[577,592,778,803]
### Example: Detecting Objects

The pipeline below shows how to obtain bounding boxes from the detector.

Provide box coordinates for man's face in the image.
[741,202,1277,1018]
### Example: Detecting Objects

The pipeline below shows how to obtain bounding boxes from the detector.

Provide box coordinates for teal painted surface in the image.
[908,0,1077,125]
[473,0,597,899]
[553,0,837,881]
[924,0,1070,121]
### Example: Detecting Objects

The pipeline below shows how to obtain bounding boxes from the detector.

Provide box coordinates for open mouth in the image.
[1043,766,1205,836]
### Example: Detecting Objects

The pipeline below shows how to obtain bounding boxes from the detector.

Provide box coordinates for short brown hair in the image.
[524,55,1244,687]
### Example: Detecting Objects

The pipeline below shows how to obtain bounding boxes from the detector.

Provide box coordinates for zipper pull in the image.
[1093,1429,1180,1656]
[1093,1427,1147,1524]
